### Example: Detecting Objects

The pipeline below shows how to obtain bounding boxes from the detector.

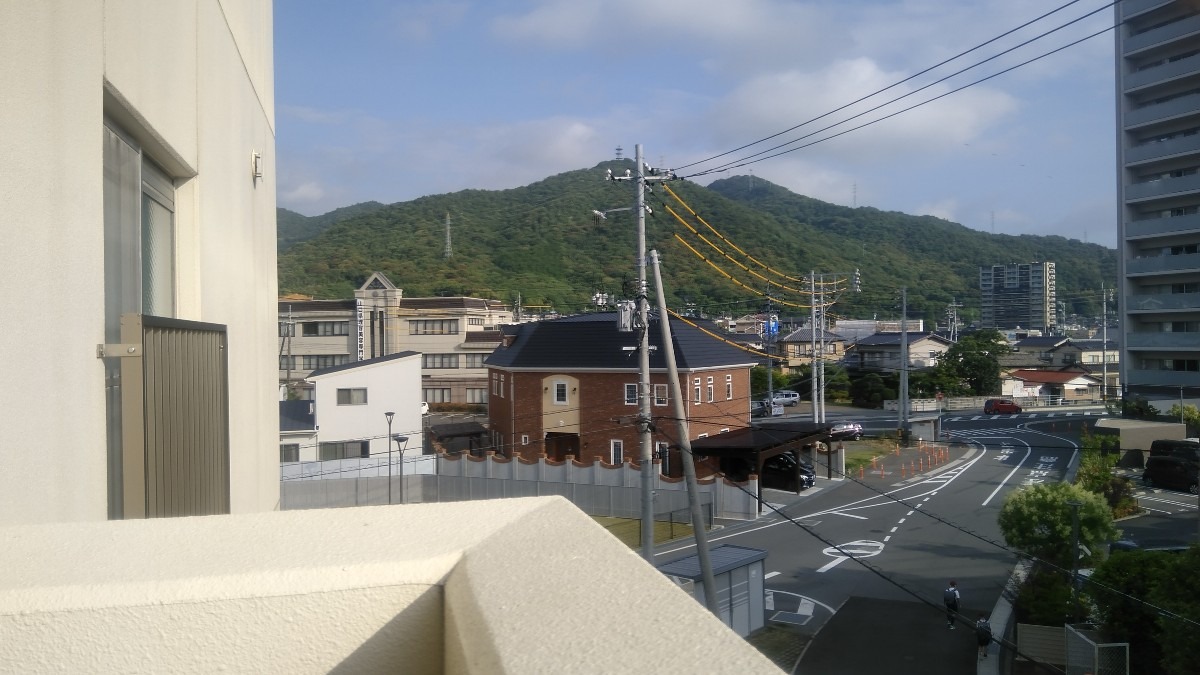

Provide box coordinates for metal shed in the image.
[657,544,768,637]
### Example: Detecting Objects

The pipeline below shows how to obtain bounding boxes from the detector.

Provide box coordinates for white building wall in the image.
[310,354,425,463]
[0,1,278,524]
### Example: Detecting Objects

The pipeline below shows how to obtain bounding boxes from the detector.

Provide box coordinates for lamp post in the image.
[384,411,395,505]
[394,435,409,504]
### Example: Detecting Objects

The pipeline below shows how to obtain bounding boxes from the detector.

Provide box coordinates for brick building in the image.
[485,313,757,474]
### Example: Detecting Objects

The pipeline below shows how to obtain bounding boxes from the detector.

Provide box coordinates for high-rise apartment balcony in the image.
[1123,0,1176,20]
[1125,172,1200,202]
[1124,331,1200,349]
[1126,250,1200,275]
[1126,212,1200,239]
[1127,291,1200,312]
[1125,131,1200,165]
[1124,14,1200,55]
[1124,52,1200,93]
[1124,92,1200,129]
[1124,368,1200,389]
[0,499,780,674]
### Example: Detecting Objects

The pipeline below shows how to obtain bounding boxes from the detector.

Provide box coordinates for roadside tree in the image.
[935,329,1006,395]
[998,482,1118,570]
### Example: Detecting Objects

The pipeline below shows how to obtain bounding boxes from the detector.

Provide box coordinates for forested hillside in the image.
[276,160,1117,326]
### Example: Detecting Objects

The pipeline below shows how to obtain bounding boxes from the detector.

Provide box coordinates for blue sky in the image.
[274,0,1117,247]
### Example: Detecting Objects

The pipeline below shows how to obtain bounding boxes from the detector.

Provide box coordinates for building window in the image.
[654,384,668,406]
[301,321,349,337]
[410,319,459,335]
[706,376,714,403]
[466,388,488,404]
[610,439,624,465]
[657,441,670,475]
[464,353,486,368]
[521,434,530,446]
[469,317,484,325]
[423,388,452,403]
[280,444,300,463]
[423,353,460,369]
[319,441,369,461]
[500,373,506,398]
[725,374,733,400]
[694,378,702,404]
[336,388,368,405]
[278,322,294,337]
[625,384,638,405]
[554,381,568,405]
[301,355,349,370]
[279,355,294,371]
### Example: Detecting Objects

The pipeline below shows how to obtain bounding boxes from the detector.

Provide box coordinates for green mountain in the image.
[277,201,387,252]
[276,160,1117,326]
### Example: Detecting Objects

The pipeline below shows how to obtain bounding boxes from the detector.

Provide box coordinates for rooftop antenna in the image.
[852,182,857,208]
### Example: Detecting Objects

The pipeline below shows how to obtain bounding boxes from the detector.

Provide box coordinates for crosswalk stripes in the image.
[941,411,1108,422]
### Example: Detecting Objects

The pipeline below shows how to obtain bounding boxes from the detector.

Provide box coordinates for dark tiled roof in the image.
[464,330,502,343]
[780,328,846,343]
[277,299,355,313]
[485,313,758,370]
[399,297,495,310]
[1013,336,1070,348]
[657,544,768,578]
[1057,339,1118,351]
[851,332,949,347]
[280,400,315,432]
[307,351,420,379]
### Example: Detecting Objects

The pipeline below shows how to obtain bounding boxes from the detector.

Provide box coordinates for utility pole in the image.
[650,249,718,614]
[810,271,819,424]
[1101,285,1110,403]
[764,284,776,419]
[899,288,910,446]
[610,144,675,561]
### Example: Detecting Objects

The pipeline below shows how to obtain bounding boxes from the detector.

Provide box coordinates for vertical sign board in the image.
[355,299,365,361]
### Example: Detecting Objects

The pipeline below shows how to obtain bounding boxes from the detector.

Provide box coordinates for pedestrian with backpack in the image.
[975,614,993,658]
[943,580,960,628]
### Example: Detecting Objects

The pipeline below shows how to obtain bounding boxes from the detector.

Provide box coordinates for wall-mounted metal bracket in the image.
[97,344,141,358]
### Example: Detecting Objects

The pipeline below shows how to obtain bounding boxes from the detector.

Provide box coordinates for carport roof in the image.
[690,423,830,455]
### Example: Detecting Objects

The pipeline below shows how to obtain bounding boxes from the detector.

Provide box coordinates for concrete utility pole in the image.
[810,271,819,424]
[610,145,675,561]
[650,249,718,614]
[899,287,910,445]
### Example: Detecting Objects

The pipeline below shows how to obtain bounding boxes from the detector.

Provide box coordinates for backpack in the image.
[943,588,957,606]
[976,620,992,639]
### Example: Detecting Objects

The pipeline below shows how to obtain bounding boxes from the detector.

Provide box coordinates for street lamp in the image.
[384,411,395,505]
[394,435,409,504]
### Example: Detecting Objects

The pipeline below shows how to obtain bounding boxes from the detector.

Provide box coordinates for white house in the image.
[303,352,430,474]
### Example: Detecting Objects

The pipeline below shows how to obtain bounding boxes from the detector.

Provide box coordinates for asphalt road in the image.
[660,408,1109,675]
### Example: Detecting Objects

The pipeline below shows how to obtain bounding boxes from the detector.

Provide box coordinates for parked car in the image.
[771,390,801,407]
[1143,455,1199,494]
[762,452,815,491]
[751,399,782,418]
[830,422,863,441]
[1149,439,1200,464]
[984,398,1022,414]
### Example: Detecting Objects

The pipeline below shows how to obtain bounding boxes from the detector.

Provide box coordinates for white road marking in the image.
[765,571,781,579]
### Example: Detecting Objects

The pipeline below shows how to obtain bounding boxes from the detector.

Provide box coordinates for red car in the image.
[984,398,1022,414]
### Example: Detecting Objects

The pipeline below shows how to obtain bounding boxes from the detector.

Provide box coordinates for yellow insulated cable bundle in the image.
[672,234,815,309]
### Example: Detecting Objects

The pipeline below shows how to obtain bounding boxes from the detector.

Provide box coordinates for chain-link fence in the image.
[1065,623,1128,675]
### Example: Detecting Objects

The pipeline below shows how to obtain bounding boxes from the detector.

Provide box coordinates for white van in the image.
[771,391,801,406]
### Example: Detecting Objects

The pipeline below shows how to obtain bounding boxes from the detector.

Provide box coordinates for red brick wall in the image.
[488,367,751,465]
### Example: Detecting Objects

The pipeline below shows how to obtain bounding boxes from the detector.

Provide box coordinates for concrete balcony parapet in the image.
[0,499,780,674]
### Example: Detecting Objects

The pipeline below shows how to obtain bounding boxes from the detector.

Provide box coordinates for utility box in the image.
[658,544,767,637]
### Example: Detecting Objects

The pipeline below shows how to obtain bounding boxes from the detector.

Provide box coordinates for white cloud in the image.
[279,181,327,206]
[388,2,468,42]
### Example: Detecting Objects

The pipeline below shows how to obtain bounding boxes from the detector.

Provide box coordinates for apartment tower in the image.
[1116,0,1200,401]
[979,262,1057,332]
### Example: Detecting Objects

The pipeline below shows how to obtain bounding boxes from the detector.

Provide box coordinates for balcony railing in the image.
[1126,292,1200,312]
[1126,212,1200,239]
[0,499,780,674]
[1124,331,1200,349]
[1124,92,1200,129]
[1124,14,1200,55]
[1126,251,1200,275]
[1125,368,1200,388]
[1125,52,1200,93]
[1122,0,1174,19]
[1125,172,1200,202]
[1125,131,1200,165]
